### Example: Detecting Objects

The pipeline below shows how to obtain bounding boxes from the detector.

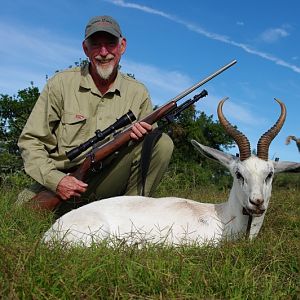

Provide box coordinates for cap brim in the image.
[85,27,121,40]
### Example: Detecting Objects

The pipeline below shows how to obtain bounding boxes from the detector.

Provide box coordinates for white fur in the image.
[43,140,300,247]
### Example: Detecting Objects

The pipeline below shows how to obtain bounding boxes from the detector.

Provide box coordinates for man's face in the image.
[83,32,126,80]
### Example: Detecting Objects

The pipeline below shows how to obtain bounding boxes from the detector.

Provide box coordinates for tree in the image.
[0,83,39,172]
[0,59,88,174]
[157,104,235,188]
[161,105,234,163]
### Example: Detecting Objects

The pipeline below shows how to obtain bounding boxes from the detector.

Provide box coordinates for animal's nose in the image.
[249,198,264,207]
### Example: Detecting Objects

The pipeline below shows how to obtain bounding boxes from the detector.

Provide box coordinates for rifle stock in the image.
[31,190,61,211]
[30,60,237,211]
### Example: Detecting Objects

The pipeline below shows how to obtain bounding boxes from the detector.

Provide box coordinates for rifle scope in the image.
[66,110,136,161]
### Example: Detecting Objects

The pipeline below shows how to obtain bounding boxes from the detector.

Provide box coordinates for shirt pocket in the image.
[60,112,88,148]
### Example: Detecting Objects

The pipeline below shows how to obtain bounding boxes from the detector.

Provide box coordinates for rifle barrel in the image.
[169,59,237,104]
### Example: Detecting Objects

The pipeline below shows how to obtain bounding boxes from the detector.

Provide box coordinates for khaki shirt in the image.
[18,64,154,192]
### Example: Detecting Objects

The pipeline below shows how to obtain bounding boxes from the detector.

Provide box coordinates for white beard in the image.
[96,64,114,80]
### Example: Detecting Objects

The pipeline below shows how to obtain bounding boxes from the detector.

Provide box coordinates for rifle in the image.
[30,59,237,211]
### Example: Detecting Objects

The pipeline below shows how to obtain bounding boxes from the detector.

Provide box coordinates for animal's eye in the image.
[265,171,273,182]
[235,171,244,183]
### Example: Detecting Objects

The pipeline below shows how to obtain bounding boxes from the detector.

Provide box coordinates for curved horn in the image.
[217,97,251,161]
[257,98,286,161]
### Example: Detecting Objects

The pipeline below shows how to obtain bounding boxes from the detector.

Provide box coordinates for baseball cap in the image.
[84,16,122,40]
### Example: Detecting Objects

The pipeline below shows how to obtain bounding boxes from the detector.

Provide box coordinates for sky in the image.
[1,0,300,162]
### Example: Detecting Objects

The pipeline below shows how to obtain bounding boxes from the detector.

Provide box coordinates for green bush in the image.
[273,172,300,190]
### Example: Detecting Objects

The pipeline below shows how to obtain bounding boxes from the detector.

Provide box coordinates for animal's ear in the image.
[191,139,236,167]
[274,161,300,174]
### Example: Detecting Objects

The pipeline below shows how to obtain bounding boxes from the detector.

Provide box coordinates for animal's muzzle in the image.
[244,198,266,216]
[249,198,264,207]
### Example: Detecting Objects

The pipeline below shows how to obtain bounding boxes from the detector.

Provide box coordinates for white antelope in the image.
[43,98,300,247]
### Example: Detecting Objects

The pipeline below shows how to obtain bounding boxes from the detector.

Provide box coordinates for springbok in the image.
[43,98,300,247]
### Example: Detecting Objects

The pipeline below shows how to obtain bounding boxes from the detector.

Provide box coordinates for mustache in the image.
[95,54,114,63]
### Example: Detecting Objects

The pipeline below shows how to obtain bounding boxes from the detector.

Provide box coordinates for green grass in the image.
[0,173,299,299]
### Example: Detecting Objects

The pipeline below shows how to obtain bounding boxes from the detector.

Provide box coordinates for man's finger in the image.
[139,121,152,131]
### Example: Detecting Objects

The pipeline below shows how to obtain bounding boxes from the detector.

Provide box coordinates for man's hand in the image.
[130,121,152,140]
[56,175,88,200]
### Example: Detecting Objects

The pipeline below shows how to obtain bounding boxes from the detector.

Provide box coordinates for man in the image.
[17,15,173,216]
